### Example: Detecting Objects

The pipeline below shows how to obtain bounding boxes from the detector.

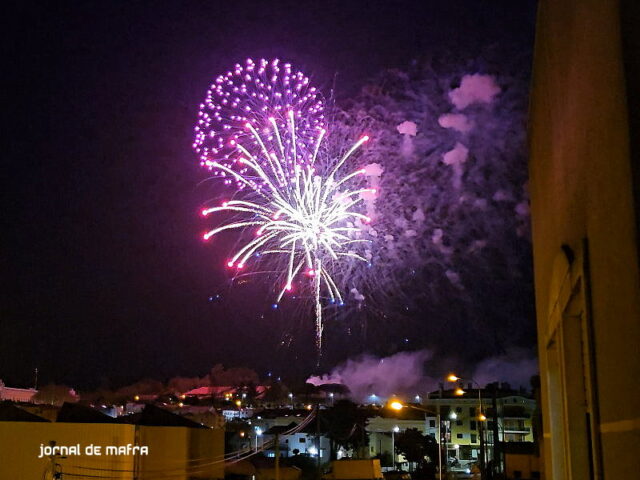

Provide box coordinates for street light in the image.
[255,427,263,451]
[288,392,294,409]
[386,401,442,480]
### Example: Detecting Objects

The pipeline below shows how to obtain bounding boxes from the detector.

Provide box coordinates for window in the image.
[456,433,463,439]
[456,407,462,413]
[470,421,477,430]
[429,420,436,428]
[456,420,463,426]
[299,437,306,443]
[471,434,477,444]
[469,407,476,416]
[545,244,601,479]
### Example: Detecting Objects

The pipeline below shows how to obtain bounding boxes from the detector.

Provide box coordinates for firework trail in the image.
[200,106,373,354]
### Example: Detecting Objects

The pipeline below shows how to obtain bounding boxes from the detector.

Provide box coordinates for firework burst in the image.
[193,58,325,190]
[201,109,373,353]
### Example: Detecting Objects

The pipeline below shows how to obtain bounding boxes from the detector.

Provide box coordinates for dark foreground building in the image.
[528,0,640,478]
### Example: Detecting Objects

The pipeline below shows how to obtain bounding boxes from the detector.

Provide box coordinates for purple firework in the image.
[193,58,325,189]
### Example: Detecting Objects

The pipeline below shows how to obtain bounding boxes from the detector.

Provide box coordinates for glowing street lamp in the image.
[446,374,484,419]
[255,427,263,451]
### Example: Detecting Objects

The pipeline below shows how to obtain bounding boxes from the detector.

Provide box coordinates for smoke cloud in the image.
[308,348,539,403]
[308,350,437,402]
[471,349,539,390]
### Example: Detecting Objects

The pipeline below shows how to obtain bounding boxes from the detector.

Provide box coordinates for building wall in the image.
[0,421,136,479]
[425,397,535,449]
[262,431,331,460]
[528,1,640,478]
[0,384,37,402]
[0,422,225,479]
[504,453,541,480]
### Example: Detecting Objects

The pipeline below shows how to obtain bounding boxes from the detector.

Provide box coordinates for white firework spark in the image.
[202,111,374,353]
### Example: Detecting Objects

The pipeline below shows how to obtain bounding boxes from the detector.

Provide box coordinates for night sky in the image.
[2,1,538,390]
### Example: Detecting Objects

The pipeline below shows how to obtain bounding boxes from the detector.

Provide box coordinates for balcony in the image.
[503,426,531,433]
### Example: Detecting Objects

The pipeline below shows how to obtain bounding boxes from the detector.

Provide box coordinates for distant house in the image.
[0,379,37,403]
[183,385,267,399]
[259,414,330,461]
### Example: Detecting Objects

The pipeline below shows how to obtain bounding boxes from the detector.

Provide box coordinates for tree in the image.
[261,380,289,406]
[167,375,209,393]
[321,400,370,459]
[33,384,78,406]
[209,364,258,386]
[113,378,164,402]
[394,428,438,473]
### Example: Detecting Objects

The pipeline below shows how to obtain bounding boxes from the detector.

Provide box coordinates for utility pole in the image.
[479,416,486,476]
[275,433,280,480]
[34,367,38,390]
[492,387,500,476]
[46,441,64,480]
[436,389,443,480]
[316,404,321,480]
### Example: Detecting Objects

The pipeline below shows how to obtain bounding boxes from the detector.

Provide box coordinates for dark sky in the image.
[2,1,537,390]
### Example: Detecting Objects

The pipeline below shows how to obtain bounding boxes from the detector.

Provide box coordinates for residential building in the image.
[253,409,330,460]
[424,388,536,462]
[0,379,37,403]
[528,1,640,478]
